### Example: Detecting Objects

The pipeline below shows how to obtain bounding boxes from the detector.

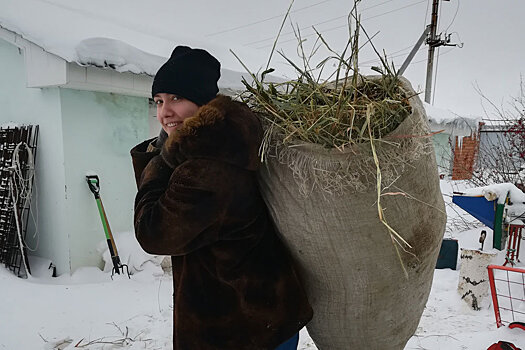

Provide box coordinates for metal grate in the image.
[0,125,39,277]
[488,264,525,327]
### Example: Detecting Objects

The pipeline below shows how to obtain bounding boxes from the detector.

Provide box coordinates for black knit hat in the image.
[152,46,221,106]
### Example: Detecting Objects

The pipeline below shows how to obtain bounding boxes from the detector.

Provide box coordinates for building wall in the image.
[478,130,518,168]
[452,134,480,180]
[59,89,149,272]
[1,38,153,275]
[432,132,452,175]
[0,38,70,274]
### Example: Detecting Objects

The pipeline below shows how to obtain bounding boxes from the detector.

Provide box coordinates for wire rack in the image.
[488,264,525,328]
[0,125,39,278]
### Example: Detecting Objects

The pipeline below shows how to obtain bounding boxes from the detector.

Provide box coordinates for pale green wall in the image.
[59,89,149,272]
[0,39,70,274]
[1,38,151,275]
[432,133,452,174]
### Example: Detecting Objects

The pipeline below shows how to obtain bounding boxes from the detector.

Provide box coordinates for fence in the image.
[487,264,525,328]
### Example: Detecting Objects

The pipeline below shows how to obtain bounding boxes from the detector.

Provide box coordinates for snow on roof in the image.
[458,183,525,225]
[0,0,277,88]
[423,102,479,127]
[423,102,480,145]
[75,38,165,76]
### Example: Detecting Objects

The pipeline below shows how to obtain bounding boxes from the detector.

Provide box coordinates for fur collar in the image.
[162,95,262,171]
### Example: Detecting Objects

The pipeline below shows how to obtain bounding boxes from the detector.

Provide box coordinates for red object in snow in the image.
[509,322,525,331]
[487,265,525,328]
[503,224,523,266]
[487,341,522,350]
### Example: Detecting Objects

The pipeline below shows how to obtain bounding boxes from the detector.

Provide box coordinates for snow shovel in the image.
[86,175,130,278]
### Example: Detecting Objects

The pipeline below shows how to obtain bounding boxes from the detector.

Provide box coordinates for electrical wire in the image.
[247,0,427,48]
[365,0,427,20]
[360,46,427,67]
[445,0,460,33]
[8,142,39,253]
[12,143,34,208]
[360,0,399,13]
[414,47,453,64]
[257,0,428,49]
[6,141,37,278]
[437,0,443,34]
[360,46,422,66]
[361,46,453,68]
[205,0,333,37]
[239,0,397,46]
[423,0,431,31]
[9,177,30,277]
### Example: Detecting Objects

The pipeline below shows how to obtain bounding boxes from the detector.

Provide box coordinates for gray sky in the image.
[199,0,524,119]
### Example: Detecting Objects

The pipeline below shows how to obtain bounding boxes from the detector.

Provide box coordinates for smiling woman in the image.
[130,46,313,350]
[153,93,199,135]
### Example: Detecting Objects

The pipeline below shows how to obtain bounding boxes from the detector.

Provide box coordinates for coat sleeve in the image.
[133,155,223,256]
[130,138,159,187]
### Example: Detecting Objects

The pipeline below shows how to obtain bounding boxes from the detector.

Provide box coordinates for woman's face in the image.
[153,93,199,135]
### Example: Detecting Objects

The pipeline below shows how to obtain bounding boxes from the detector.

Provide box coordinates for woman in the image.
[130,46,312,350]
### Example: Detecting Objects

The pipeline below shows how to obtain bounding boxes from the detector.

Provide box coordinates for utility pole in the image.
[400,0,461,97]
[425,0,442,103]
[425,0,454,104]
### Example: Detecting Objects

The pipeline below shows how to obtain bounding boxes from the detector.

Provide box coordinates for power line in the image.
[415,47,453,65]
[254,0,428,49]
[245,0,426,48]
[360,46,453,67]
[365,0,427,20]
[360,46,427,67]
[359,44,422,66]
[445,0,460,32]
[360,0,399,13]
[205,0,333,37]
[378,43,419,58]
[423,0,431,32]
[437,0,443,33]
[245,14,347,46]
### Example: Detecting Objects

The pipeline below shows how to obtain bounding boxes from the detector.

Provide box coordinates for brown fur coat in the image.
[130,95,312,350]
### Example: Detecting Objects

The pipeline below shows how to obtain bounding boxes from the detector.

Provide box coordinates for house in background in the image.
[0,21,252,275]
[426,102,524,185]
[424,102,480,179]
[475,122,525,187]
[0,27,154,276]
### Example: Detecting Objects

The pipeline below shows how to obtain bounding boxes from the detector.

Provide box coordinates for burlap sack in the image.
[258,77,446,349]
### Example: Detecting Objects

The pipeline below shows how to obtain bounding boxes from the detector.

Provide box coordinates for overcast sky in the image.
[1,0,523,119]
[201,0,524,119]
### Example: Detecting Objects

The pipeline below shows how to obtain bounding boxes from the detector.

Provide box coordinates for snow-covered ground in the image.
[1,179,524,349]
